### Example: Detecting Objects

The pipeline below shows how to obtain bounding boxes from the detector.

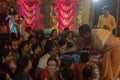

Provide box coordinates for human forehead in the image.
[48,60,57,64]
[24,44,29,48]
[12,40,18,44]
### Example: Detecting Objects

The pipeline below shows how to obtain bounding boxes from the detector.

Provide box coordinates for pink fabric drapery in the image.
[16,0,42,31]
[56,0,77,31]
[57,8,75,18]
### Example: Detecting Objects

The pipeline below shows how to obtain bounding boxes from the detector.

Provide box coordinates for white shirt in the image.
[37,54,50,69]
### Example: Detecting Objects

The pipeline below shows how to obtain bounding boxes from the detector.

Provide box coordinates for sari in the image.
[73,62,93,80]
[91,29,120,80]
[40,69,50,80]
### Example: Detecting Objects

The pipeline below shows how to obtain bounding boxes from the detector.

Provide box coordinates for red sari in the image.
[40,69,50,80]
[73,62,92,80]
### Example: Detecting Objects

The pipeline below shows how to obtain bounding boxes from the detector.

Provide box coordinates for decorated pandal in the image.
[53,0,82,31]
[16,0,42,30]
[0,0,83,33]
[56,0,77,30]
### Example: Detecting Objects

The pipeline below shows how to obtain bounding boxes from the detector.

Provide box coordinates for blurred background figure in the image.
[98,6,116,33]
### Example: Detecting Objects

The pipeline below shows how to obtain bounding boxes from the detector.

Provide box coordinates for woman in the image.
[0,72,12,80]
[19,16,24,35]
[13,56,32,80]
[49,29,58,40]
[30,43,42,79]
[6,7,17,33]
[78,24,120,80]
[0,49,16,78]
[18,41,30,57]
[40,57,59,80]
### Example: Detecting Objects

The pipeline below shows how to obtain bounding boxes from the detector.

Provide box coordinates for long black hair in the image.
[16,56,30,73]
[0,49,11,64]
[9,7,17,15]
[82,67,92,80]
[79,24,91,33]
[0,72,7,80]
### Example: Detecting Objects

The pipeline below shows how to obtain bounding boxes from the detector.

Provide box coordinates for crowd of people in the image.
[0,26,98,80]
[0,4,120,80]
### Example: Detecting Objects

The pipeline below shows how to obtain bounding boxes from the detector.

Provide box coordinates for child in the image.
[61,67,74,80]
[73,52,94,80]
[82,67,96,80]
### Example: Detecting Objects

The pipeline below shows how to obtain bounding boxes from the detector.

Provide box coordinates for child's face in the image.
[5,51,13,64]
[4,44,9,49]
[12,41,18,52]
[19,36,24,42]
[41,39,47,47]
[52,31,57,37]
[22,44,30,54]
[59,43,67,54]
[37,33,41,38]
[31,38,37,44]
[51,45,58,56]
[68,33,73,39]
[35,46,42,53]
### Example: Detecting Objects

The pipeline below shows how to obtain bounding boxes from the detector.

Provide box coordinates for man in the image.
[37,40,59,69]
[11,39,19,63]
[60,27,69,39]
[24,26,31,40]
[98,6,116,32]
[78,24,120,80]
